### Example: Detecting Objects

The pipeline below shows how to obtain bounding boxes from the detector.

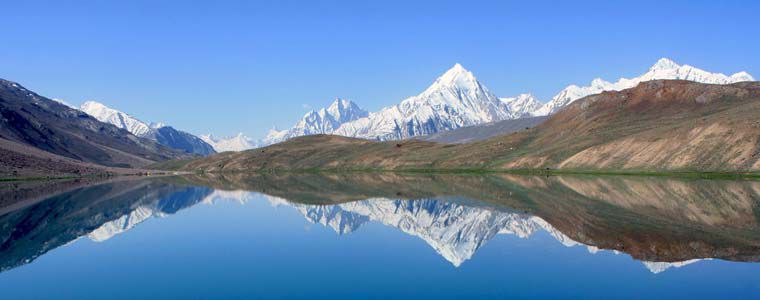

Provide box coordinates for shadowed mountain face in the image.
[0,79,187,168]
[1,174,760,275]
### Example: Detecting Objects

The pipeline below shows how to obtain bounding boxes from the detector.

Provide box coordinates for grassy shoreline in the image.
[182,167,760,180]
[0,171,182,182]
[8,166,760,182]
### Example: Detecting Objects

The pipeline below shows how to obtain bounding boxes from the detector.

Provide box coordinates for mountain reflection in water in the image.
[1,173,760,277]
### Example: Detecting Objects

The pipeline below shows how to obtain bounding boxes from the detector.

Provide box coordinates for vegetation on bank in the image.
[155,165,760,180]
[0,171,180,182]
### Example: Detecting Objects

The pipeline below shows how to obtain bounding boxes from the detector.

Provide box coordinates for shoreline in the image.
[0,171,189,182]
[178,168,760,180]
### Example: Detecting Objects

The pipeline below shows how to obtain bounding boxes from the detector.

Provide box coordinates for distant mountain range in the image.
[80,101,215,156]
[264,98,368,145]
[200,133,258,152]
[533,58,755,115]
[257,58,753,146]
[262,64,539,145]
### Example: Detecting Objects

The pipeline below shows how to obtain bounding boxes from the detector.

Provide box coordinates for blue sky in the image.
[1,0,758,138]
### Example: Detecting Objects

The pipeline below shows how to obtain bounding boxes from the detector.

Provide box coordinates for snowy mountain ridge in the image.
[80,101,216,155]
[332,64,515,141]
[263,64,535,145]
[263,98,368,145]
[80,101,154,137]
[533,58,755,115]
[200,133,258,152]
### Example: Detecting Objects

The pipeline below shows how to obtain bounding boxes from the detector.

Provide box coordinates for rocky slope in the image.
[162,80,760,172]
[0,79,187,168]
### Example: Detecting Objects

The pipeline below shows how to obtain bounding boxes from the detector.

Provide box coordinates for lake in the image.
[1,173,759,299]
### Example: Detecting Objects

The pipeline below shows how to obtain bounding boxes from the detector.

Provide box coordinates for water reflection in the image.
[1,173,760,276]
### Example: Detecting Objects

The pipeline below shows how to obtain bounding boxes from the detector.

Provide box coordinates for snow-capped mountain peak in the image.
[80,101,152,137]
[200,133,257,152]
[325,98,367,123]
[650,57,679,71]
[261,98,368,145]
[500,93,543,118]
[730,71,754,82]
[431,63,478,88]
[332,64,512,140]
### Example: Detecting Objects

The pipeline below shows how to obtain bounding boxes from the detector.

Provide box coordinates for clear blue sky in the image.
[2,0,758,138]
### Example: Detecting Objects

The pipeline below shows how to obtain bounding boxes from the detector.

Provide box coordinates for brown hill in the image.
[158,80,760,172]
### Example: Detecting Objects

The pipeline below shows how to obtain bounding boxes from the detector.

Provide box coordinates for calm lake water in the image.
[1,173,759,299]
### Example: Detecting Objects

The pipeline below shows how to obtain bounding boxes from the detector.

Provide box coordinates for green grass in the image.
[0,171,178,182]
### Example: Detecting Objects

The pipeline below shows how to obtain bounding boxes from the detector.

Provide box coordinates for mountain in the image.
[80,101,154,137]
[533,58,755,115]
[152,125,215,156]
[159,80,760,172]
[333,64,515,140]
[0,79,186,168]
[500,93,542,118]
[420,116,548,144]
[80,101,215,156]
[200,133,257,152]
[263,98,368,145]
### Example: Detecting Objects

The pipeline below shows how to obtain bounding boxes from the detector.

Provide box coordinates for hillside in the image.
[0,137,144,178]
[157,80,760,173]
[0,79,188,168]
